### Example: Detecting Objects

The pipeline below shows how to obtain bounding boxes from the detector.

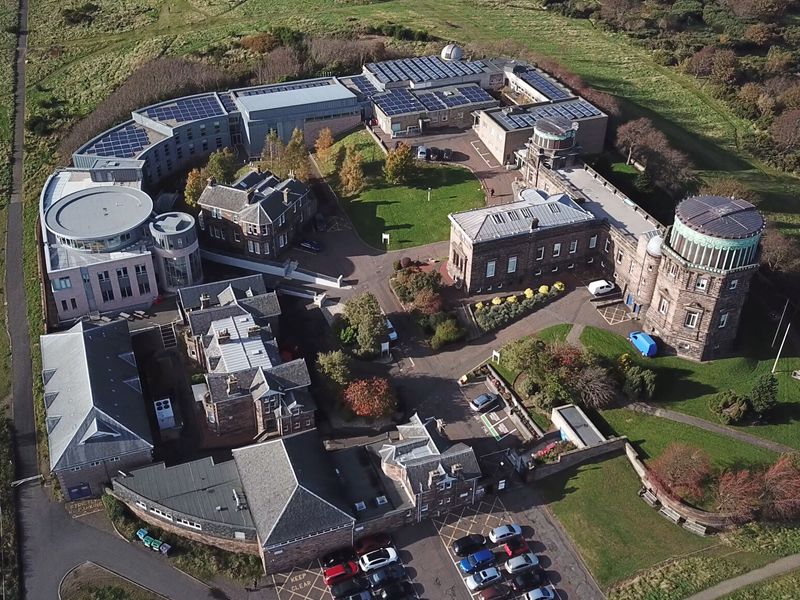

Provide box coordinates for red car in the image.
[503,538,530,558]
[354,533,392,556]
[323,561,359,585]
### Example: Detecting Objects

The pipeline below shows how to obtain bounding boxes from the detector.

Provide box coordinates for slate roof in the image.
[204,359,312,405]
[113,457,255,529]
[178,274,269,312]
[186,290,280,339]
[233,431,354,547]
[41,320,153,472]
[449,191,594,243]
[380,414,481,496]
[676,195,764,240]
[204,313,279,373]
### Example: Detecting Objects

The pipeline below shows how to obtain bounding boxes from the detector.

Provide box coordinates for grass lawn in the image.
[60,562,163,600]
[317,129,484,250]
[538,454,715,588]
[579,310,800,450]
[720,569,800,599]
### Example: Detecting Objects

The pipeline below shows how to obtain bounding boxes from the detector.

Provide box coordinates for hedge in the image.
[474,283,565,332]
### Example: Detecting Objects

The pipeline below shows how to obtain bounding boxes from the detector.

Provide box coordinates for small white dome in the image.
[441,44,464,62]
[646,234,664,257]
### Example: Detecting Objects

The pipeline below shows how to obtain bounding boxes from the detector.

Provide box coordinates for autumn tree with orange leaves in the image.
[344,377,396,418]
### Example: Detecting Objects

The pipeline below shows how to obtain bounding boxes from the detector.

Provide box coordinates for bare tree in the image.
[716,469,763,523]
[573,365,616,409]
[762,454,800,521]
[616,118,657,165]
[771,109,800,153]
[761,225,800,273]
[650,443,711,501]
[254,46,302,85]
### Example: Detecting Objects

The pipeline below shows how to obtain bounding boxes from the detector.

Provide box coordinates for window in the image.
[551,265,559,272]
[486,260,496,278]
[69,466,81,472]
[695,277,708,291]
[139,281,151,295]
[233,231,241,242]
[658,297,669,314]
[70,298,77,310]
[719,312,730,328]
[668,263,678,278]
[52,276,72,290]
[101,288,114,302]
[569,240,577,254]
[136,501,147,510]
[589,235,597,249]
[279,233,288,248]
[197,212,204,230]
[120,283,132,298]
[247,240,254,253]
[177,517,202,531]
[685,312,699,329]
[254,242,261,255]
[97,271,110,282]
[89,461,102,467]
[729,279,738,290]
[536,246,544,261]
[507,256,517,274]
[232,214,239,224]
[604,238,611,253]
[277,214,286,227]
[211,207,221,219]
[534,269,542,276]
[149,507,173,522]
[108,457,120,462]
[616,250,624,264]
[61,300,68,311]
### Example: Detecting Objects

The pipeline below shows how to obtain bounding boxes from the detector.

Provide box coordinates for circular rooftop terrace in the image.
[150,211,195,236]
[675,195,764,240]
[44,186,153,241]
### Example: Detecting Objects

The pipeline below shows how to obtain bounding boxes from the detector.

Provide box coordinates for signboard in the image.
[491,350,501,364]
[381,233,390,245]
[381,341,390,356]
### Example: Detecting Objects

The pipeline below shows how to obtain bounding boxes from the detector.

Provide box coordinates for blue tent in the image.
[628,331,657,357]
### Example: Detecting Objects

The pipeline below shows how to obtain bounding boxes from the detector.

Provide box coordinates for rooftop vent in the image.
[375,495,389,506]
[355,501,367,512]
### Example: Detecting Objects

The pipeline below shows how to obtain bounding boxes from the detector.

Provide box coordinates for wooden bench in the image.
[99,316,112,323]
[683,520,709,536]
[641,489,660,508]
[133,310,147,319]
[659,505,683,524]
[119,312,133,321]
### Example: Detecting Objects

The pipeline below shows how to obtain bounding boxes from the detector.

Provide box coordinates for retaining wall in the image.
[530,437,628,481]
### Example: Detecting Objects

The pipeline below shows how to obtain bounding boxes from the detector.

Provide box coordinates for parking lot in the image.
[432,495,562,600]
[458,380,528,456]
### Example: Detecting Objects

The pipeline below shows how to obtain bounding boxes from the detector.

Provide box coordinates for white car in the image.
[505,552,540,574]
[488,524,523,544]
[525,587,555,600]
[588,279,615,296]
[466,567,502,591]
[358,547,399,572]
[416,146,428,160]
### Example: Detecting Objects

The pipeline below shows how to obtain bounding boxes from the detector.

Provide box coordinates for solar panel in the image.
[349,76,378,97]
[237,79,331,97]
[83,123,150,158]
[218,92,237,113]
[518,70,572,101]
[142,95,224,123]
[367,56,491,85]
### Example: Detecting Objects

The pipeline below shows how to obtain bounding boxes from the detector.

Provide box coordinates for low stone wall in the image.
[486,363,544,439]
[530,437,628,481]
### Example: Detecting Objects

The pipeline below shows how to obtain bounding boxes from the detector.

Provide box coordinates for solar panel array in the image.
[492,100,603,130]
[218,92,238,113]
[366,56,489,84]
[347,75,378,97]
[518,70,572,101]
[82,123,151,158]
[141,95,224,124]
[237,79,330,97]
[414,86,495,112]
[373,89,425,116]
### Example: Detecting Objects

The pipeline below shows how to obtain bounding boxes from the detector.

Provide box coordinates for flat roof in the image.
[150,211,195,235]
[675,195,764,240]
[558,166,660,239]
[44,186,153,240]
[233,78,356,115]
[365,56,498,85]
[484,98,604,132]
[553,404,605,448]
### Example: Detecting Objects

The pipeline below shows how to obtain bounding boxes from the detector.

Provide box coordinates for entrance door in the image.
[625,293,634,307]
[68,483,92,501]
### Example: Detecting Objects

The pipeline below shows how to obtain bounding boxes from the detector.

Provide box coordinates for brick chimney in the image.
[199,293,211,310]
[227,374,238,395]
[218,328,231,343]
[282,187,290,205]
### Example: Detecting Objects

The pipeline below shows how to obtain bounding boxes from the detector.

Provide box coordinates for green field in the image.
[318,129,484,249]
[580,320,800,450]
[720,569,800,599]
[538,454,715,587]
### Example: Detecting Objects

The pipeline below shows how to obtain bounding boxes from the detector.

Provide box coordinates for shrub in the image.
[190,373,205,385]
[553,281,565,292]
[412,288,443,315]
[518,376,539,398]
[538,285,550,294]
[709,389,749,424]
[339,325,357,346]
[491,297,502,305]
[430,318,464,350]
[392,260,401,271]
[475,284,565,331]
[400,256,412,268]
[623,365,657,400]
[506,295,518,303]
[749,373,778,417]
[524,288,535,299]
[475,301,485,311]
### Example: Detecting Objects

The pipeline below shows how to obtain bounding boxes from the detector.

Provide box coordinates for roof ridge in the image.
[261,441,299,543]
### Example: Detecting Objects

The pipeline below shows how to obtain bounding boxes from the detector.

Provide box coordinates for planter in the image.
[473,285,565,332]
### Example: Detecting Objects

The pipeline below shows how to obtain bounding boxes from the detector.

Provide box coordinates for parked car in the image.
[629,330,658,357]
[505,552,540,574]
[367,564,406,589]
[379,580,415,600]
[331,577,370,599]
[429,146,442,160]
[466,568,503,591]
[459,548,496,574]
[354,533,392,556]
[488,524,523,544]
[442,147,453,161]
[416,146,428,160]
[298,239,322,253]
[324,561,360,585]
[503,538,530,558]
[525,587,556,600]
[511,570,546,592]
[358,547,399,572]
[386,318,398,342]
[341,592,372,600]
[451,534,487,557]
[480,584,513,600]
[470,392,499,412]
[587,279,614,296]
[322,547,356,568]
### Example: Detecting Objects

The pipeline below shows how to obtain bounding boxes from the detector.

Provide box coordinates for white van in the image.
[588,279,615,296]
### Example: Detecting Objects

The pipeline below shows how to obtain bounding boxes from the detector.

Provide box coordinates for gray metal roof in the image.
[233,78,356,115]
[207,313,277,373]
[113,457,255,529]
[676,195,764,240]
[450,191,594,243]
[150,211,194,235]
[178,274,270,312]
[41,320,153,472]
[233,431,354,547]
[553,404,606,448]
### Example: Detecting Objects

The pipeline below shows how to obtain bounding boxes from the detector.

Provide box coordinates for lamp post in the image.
[427,187,431,202]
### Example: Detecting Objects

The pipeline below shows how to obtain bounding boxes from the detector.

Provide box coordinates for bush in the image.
[623,365,657,400]
[430,318,464,350]
[190,373,205,385]
[392,260,401,271]
[400,256,412,269]
[391,267,440,304]
[475,284,565,331]
[339,325,357,346]
[749,373,778,417]
[709,389,749,424]
[518,376,539,398]
[0,418,19,599]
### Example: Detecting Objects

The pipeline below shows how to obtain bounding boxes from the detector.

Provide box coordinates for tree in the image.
[762,455,800,520]
[344,377,396,418]
[343,292,387,355]
[765,48,795,75]
[699,178,759,203]
[502,337,546,375]
[339,145,365,195]
[716,469,763,523]
[744,23,775,47]
[623,365,657,401]
[616,118,656,165]
[205,147,237,184]
[184,168,207,210]
[573,365,616,409]
[749,373,779,417]
[709,50,739,87]
[261,130,287,177]
[314,127,334,163]
[709,389,749,424]
[760,226,800,273]
[383,142,415,184]
[771,109,800,154]
[411,287,443,315]
[284,127,311,181]
[650,443,712,500]
[316,350,351,388]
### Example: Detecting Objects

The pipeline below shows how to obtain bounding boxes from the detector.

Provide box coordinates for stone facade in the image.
[57,449,152,500]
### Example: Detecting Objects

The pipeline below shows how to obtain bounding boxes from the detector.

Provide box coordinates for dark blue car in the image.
[459,548,496,574]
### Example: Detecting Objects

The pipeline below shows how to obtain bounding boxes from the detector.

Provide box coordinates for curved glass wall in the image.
[668,217,761,271]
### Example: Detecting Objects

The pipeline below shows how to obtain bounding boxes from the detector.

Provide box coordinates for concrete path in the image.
[628,402,795,455]
[685,553,800,600]
[565,322,585,347]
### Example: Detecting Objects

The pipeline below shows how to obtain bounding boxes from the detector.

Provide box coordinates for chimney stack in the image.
[227,374,238,395]
[218,328,231,343]
[283,187,290,205]
[199,293,211,310]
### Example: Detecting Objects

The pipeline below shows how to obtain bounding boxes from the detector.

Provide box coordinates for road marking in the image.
[480,413,502,441]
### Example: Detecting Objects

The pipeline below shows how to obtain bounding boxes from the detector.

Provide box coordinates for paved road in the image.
[628,402,796,455]
[684,553,800,600]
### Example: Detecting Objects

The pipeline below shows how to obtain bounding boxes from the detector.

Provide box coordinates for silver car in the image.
[466,567,502,591]
[505,552,540,574]
[488,524,523,544]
